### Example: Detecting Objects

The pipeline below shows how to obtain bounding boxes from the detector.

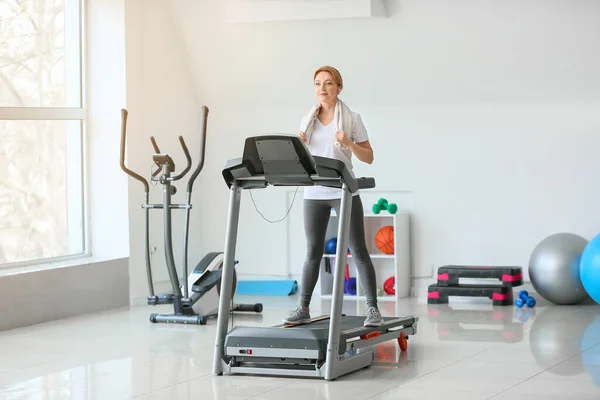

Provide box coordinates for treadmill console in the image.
[222,134,375,193]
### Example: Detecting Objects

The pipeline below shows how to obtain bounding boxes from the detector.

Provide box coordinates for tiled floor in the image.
[1,290,600,399]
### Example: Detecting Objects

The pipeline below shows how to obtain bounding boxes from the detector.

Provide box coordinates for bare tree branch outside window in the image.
[0,0,81,265]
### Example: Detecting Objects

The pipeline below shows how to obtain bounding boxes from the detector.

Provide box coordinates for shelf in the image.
[317,210,411,305]
[320,294,397,302]
[323,254,394,259]
[330,210,400,218]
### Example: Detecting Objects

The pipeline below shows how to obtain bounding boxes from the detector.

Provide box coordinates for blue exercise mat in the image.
[236,280,298,296]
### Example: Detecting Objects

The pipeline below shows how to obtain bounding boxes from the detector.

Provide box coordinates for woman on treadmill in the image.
[283,65,383,328]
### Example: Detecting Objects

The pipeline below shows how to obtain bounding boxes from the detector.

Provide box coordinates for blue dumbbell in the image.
[526,296,536,308]
[515,297,525,308]
[515,290,536,307]
[518,290,529,301]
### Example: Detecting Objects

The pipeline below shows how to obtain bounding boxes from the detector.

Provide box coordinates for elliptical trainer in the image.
[119,106,262,325]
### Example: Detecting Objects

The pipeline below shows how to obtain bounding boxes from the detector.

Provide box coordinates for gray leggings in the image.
[300,195,378,308]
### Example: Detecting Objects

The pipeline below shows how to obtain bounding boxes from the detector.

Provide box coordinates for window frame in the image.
[0,0,90,271]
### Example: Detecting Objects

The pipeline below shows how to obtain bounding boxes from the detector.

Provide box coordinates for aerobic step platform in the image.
[436,265,523,287]
[427,284,514,306]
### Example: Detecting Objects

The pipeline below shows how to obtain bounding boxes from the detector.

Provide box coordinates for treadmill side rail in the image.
[212,183,243,375]
[324,183,354,380]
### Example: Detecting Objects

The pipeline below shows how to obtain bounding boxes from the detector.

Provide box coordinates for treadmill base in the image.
[220,314,418,380]
[226,349,373,379]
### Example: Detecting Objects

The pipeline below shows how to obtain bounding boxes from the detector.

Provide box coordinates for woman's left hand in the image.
[335,131,352,147]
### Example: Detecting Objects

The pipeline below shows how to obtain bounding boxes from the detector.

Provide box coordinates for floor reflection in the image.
[529,305,600,385]
[427,304,525,343]
[427,301,600,388]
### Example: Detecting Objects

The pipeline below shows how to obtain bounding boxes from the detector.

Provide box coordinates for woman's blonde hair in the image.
[314,65,343,90]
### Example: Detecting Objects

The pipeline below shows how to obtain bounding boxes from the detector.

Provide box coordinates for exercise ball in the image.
[528,232,589,305]
[580,233,600,304]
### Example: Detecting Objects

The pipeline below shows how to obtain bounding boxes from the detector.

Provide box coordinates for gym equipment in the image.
[383,276,395,295]
[212,135,419,380]
[427,284,514,306]
[515,295,536,308]
[372,198,397,214]
[324,237,349,254]
[325,238,337,254]
[341,255,356,295]
[428,264,523,306]
[235,280,298,296]
[579,233,600,304]
[375,225,394,254]
[515,296,536,308]
[514,290,536,308]
[119,107,262,325]
[528,232,589,305]
[437,265,523,287]
[344,278,357,295]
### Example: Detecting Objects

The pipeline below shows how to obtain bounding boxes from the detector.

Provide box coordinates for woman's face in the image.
[314,71,340,104]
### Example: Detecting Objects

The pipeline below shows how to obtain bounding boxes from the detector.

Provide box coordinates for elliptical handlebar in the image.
[120,108,149,193]
[119,106,208,187]
[171,136,192,180]
[187,105,209,193]
[150,136,161,153]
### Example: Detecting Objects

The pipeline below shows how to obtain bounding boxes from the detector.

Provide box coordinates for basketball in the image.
[375,225,394,254]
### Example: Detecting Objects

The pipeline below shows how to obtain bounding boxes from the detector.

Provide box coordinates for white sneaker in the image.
[283,306,311,325]
[364,307,384,327]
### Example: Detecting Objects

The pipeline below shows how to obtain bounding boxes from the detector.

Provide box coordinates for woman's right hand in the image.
[299,131,307,143]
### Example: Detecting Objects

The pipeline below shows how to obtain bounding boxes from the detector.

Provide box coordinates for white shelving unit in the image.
[318,209,412,306]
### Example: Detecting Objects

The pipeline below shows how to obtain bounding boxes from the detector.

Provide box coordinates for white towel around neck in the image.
[300,98,354,149]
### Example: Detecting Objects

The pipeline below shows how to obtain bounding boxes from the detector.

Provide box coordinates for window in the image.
[0,0,87,268]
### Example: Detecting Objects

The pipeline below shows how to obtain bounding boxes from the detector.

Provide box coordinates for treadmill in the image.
[212,135,419,380]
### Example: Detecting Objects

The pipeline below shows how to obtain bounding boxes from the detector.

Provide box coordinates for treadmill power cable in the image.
[248,187,299,223]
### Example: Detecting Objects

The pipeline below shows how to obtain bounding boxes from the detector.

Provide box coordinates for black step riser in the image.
[428,284,514,306]
[436,265,523,287]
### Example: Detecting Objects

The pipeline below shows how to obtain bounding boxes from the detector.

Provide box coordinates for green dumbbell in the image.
[372,198,398,214]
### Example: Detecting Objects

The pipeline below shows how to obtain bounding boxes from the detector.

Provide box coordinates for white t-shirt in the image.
[300,111,369,200]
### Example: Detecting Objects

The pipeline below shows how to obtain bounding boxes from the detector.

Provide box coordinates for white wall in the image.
[0,258,129,331]
[124,0,204,301]
[124,0,600,300]
[88,0,130,261]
